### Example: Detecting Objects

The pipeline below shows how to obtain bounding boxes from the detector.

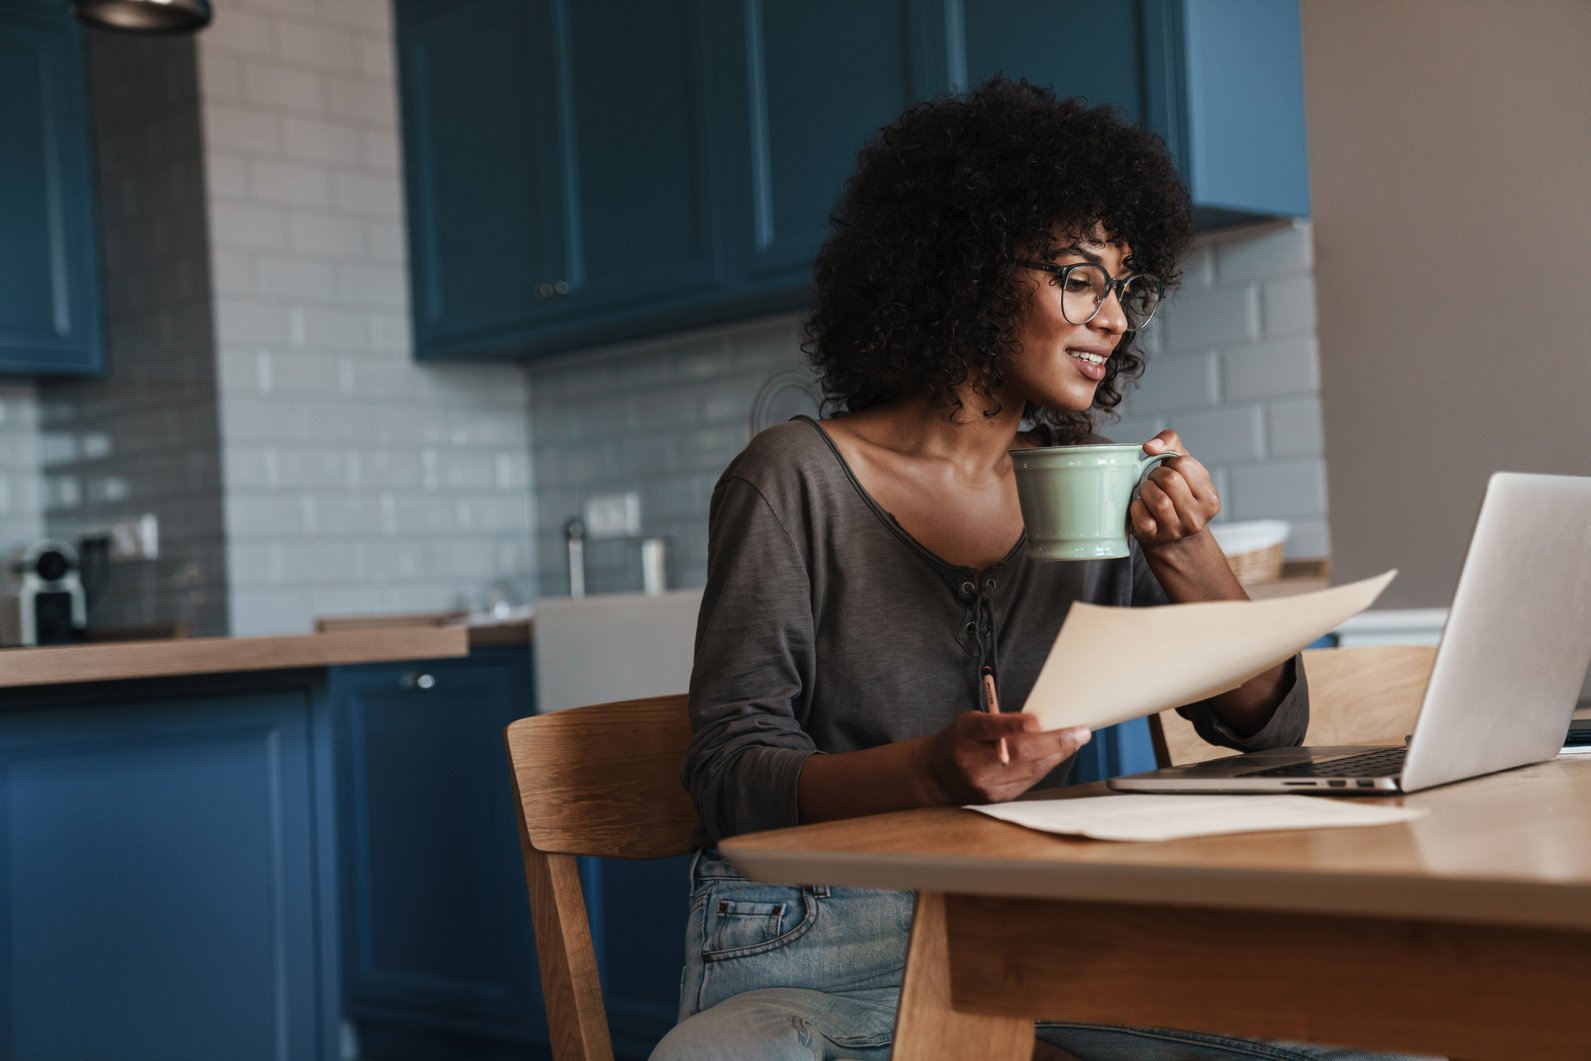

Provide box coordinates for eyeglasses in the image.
[1014,260,1165,330]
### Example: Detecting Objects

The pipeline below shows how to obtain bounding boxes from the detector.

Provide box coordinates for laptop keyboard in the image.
[1238,747,1406,779]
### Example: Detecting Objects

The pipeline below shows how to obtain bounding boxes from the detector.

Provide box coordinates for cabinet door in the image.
[547,0,724,319]
[934,0,1310,228]
[719,0,939,291]
[946,0,1147,121]
[332,649,548,1047]
[0,2,103,376]
[0,687,326,1060]
[397,0,567,350]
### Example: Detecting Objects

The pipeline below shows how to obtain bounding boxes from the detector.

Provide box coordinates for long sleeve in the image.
[1129,546,1311,752]
[681,475,821,843]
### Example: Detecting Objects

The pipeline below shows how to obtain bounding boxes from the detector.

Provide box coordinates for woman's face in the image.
[1003,229,1132,414]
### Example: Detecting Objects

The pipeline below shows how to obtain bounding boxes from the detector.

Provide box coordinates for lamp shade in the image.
[72,0,213,34]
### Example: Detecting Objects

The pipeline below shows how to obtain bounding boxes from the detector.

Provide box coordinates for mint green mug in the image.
[1011,444,1181,560]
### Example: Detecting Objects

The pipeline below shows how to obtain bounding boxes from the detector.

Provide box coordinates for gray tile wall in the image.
[530,314,810,597]
[0,384,44,559]
[529,221,1328,600]
[40,34,230,636]
[196,0,535,634]
[1109,221,1329,558]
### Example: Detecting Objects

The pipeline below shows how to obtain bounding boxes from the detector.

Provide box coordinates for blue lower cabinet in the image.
[0,677,335,1061]
[332,647,552,1058]
[585,855,694,1059]
[331,645,692,1060]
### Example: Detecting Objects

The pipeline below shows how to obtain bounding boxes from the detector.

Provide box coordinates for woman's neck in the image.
[837,391,1027,479]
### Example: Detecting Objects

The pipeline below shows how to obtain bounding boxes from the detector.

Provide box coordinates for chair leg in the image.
[522,845,614,1061]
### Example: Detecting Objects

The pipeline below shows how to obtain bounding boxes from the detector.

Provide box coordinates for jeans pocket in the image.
[701,885,817,961]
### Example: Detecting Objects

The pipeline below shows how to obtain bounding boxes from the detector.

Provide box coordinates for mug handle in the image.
[1134,450,1182,498]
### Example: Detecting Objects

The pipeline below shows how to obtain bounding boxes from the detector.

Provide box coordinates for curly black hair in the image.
[803,77,1192,442]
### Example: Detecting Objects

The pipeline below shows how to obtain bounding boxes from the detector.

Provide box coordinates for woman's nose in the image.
[1091,287,1129,335]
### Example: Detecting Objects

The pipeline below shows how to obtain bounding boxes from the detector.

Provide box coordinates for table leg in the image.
[892,890,1034,1061]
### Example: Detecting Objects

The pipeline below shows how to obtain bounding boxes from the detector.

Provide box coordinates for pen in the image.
[982,665,1010,766]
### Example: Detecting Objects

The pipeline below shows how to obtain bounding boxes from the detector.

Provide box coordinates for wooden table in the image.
[720,757,1591,1060]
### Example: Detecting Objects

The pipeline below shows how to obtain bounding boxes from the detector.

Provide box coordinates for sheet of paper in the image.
[1023,570,1397,731]
[967,793,1425,842]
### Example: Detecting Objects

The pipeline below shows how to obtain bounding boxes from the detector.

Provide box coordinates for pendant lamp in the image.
[72,0,214,34]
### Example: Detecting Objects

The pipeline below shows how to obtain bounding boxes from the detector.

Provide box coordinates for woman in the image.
[653,79,1417,1061]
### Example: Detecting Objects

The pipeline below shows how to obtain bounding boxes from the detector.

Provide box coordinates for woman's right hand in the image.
[920,712,1092,805]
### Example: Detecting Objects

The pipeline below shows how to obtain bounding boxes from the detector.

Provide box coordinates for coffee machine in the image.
[2,540,88,646]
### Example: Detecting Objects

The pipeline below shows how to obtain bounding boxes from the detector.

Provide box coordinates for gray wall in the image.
[1302,0,1591,607]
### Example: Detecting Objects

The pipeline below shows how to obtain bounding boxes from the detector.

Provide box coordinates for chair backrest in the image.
[504,693,698,1061]
[1148,644,1438,768]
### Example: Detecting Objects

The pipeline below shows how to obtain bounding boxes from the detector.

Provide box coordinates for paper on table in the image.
[1023,570,1397,731]
[967,794,1425,842]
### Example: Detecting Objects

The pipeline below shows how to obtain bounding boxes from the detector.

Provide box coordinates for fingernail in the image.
[1072,728,1092,745]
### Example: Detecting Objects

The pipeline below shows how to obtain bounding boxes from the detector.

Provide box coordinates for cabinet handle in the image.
[537,283,555,298]
[553,280,569,295]
[400,672,436,690]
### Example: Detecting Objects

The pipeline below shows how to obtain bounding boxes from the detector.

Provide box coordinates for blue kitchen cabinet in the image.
[397,0,725,361]
[0,676,336,1061]
[0,0,104,376]
[332,646,551,1058]
[938,0,1311,228]
[714,0,939,299]
[333,644,687,1060]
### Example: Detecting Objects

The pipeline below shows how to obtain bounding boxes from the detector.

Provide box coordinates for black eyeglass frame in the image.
[1013,259,1166,329]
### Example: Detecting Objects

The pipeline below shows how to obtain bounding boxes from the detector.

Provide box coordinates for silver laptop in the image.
[1108,472,1591,795]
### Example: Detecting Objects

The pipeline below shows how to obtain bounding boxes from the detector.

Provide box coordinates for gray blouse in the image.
[682,417,1308,843]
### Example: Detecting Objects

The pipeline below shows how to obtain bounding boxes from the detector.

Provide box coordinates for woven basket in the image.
[1226,540,1285,585]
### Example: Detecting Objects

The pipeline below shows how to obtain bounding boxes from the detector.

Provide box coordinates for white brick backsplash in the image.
[198,51,244,99]
[1222,337,1319,401]
[288,211,364,257]
[241,60,324,112]
[204,103,282,152]
[355,36,395,79]
[336,264,406,307]
[1227,459,1327,520]
[205,9,278,58]
[1158,285,1259,351]
[215,299,294,343]
[295,306,372,349]
[359,129,402,173]
[1215,222,1312,285]
[364,220,406,263]
[255,254,337,298]
[211,251,255,294]
[249,158,335,208]
[332,171,404,216]
[1261,275,1318,338]
[226,493,306,536]
[1285,518,1330,560]
[1267,398,1325,458]
[1163,406,1265,464]
[211,202,289,249]
[275,22,358,69]
[1129,351,1219,413]
[325,76,397,127]
[282,115,363,165]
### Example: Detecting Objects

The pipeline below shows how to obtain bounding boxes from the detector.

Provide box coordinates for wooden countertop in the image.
[0,625,470,689]
[315,610,533,648]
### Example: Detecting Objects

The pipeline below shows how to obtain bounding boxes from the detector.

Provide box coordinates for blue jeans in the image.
[650,852,1437,1061]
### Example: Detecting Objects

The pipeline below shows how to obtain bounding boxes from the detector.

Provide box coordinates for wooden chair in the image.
[1148,645,1439,767]
[504,693,698,1061]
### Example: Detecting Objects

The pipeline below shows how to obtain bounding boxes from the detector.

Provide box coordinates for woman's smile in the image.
[1066,346,1110,382]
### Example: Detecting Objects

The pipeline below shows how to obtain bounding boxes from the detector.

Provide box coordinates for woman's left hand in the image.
[1130,429,1221,549]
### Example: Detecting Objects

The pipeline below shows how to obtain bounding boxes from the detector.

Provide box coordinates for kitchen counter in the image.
[0,624,469,689]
